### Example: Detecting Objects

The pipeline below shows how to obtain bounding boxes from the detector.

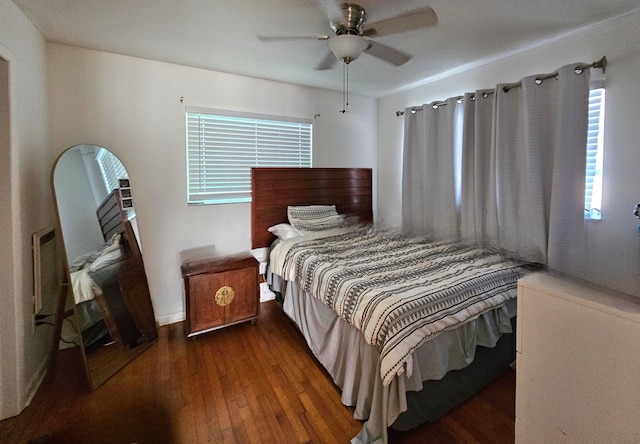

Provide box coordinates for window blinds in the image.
[186,109,312,204]
[585,88,604,218]
[96,148,128,193]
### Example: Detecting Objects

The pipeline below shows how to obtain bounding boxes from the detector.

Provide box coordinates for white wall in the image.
[52,148,106,262]
[47,44,377,324]
[377,10,640,298]
[0,0,54,420]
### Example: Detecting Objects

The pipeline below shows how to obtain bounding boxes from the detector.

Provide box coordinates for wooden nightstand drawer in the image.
[181,252,259,338]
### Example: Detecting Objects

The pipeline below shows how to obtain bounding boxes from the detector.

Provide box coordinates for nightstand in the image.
[181,252,259,338]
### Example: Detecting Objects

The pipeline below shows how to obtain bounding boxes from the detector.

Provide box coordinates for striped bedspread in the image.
[278,229,528,386]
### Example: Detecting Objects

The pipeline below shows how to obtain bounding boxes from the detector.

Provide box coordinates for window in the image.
[186,108,312,205]
[585,87,605,220]
[96,147,128,193]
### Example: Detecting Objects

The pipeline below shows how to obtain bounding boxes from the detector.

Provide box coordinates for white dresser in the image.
[515,272,640,443]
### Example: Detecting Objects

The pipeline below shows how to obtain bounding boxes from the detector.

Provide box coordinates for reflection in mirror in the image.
[51,144,158,390]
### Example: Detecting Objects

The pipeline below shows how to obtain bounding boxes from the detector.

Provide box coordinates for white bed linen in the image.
[70,268,97,304]
[271,228,523,387]
[70,242,124,305]
[269,225,357,276]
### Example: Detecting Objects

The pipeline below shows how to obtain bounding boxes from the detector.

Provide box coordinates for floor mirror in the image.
[50,144,158,390]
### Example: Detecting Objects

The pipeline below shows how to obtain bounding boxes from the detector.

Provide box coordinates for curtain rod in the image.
[396,56,607,117]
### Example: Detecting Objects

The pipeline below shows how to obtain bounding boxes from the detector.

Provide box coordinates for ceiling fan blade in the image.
[364,40,412,67]
[315,50,338,70]
[362,6,438,38]
[257,35,329,42]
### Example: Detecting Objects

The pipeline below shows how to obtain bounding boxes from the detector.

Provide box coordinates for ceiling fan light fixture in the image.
[328,34,368,64]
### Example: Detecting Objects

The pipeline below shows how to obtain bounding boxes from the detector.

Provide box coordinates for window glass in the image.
[186,109,312,205]
[96,148,128,193]
[585,87,605,220]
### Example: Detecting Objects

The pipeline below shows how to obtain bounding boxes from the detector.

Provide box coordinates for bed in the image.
[69,189,157,350]
[252,167,531,444]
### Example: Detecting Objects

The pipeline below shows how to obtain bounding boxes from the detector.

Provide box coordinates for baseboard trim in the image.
[155,311,185,326]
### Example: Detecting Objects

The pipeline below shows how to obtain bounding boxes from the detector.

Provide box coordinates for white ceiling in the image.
[13,0,640,98]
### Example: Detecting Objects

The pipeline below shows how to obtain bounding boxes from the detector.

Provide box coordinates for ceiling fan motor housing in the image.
[258,2,434,69]
[332,3,367,35]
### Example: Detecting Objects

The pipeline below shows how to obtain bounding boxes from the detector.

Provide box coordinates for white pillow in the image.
[87,234,124,272]
[287,205,345,232]
[69,233,122,272]
[268,223,303,240]
[101,233,122,254]
[88,248,123,272]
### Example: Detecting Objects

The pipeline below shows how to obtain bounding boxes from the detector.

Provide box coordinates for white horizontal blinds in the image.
[187,110,312,204]
[585,87,604,218]
[96,148,128,193]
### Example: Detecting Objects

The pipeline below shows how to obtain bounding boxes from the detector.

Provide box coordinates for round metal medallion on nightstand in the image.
[215,285,235,306]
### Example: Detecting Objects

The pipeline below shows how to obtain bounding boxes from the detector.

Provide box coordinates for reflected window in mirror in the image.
[95,148,135,220]
[96,147,128,193]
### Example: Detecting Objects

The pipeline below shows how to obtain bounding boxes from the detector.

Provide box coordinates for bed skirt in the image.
[391,316,516,431]
[274,276,516,444]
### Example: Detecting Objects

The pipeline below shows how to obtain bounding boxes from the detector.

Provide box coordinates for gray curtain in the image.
[402,97,461,240]
[460,90,497,246]
[402,63,591,277]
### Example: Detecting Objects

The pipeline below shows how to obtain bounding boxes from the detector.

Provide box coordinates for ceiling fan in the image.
[257,2,438,70]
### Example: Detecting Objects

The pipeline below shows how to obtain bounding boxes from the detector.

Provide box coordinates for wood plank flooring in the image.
[0,301,516,443]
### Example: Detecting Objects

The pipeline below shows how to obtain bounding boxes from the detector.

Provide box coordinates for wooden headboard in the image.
[251,167,373,249]
[96,189,141,262]
[95,189,157,340]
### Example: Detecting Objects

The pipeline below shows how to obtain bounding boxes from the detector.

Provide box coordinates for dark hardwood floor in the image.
[0,301,516,443]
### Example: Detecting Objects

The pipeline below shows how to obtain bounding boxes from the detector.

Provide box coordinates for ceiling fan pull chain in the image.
[346,62,350,113]
[340,62,349,114]
[340,62,346,113]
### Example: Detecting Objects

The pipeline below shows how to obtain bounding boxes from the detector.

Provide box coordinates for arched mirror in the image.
[51,144,158,391]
